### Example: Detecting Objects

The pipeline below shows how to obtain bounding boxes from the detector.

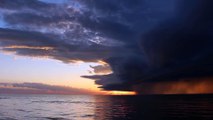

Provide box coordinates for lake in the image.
[0,94,213,120]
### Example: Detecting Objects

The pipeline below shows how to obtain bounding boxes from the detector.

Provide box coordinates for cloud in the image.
[89,64,112,74]
[0,28,113,62]
[0,0,213,93]
[83,0,213,92]
[0,83,98,95]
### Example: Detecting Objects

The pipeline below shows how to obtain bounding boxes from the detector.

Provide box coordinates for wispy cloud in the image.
[0,83,98,95]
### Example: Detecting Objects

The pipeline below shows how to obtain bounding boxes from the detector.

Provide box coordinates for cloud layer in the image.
[0,0,213,93]
[0,82,97,94]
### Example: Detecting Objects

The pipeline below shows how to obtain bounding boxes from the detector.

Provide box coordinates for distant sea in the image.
[0,94,213,120]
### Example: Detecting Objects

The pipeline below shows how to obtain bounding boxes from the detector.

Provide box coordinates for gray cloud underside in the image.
[1,0,213,92]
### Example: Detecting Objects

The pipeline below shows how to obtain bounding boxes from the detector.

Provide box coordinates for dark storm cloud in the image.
[83,0,213,91]
[0,0,213,92]
[79,0,177,44]
[0,0,51,10]
[139,0,213,82]
[0,28,113,62]
[0,28,58,46]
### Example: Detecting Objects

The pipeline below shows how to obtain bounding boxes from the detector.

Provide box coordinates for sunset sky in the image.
[0,53,99,90]
[0,0,213,95]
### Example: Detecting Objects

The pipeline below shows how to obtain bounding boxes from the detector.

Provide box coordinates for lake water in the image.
[0,94,213,120]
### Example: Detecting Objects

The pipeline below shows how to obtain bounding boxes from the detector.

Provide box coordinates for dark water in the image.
[0,94,213,120]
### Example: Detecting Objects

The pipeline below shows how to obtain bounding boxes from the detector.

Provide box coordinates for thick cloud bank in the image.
[0,0,213,93]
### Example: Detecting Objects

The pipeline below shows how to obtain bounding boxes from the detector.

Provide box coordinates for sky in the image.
[0,53,98,89]
[0,0,213,95]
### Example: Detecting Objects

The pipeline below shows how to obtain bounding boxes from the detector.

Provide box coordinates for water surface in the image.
[0,94,213,120]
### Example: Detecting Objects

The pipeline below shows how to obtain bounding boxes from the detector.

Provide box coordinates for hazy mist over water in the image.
[0,94,213,120]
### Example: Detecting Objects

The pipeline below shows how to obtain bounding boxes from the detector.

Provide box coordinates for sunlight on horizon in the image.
[105,91,136,95]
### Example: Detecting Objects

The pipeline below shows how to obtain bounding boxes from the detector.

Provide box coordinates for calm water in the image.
[0,94,213,120]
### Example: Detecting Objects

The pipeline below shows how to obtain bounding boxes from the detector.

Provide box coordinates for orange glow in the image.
[134,77,213,94]
[3,45,54,50]
[105,91,136,95]
[97,60,108,65]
